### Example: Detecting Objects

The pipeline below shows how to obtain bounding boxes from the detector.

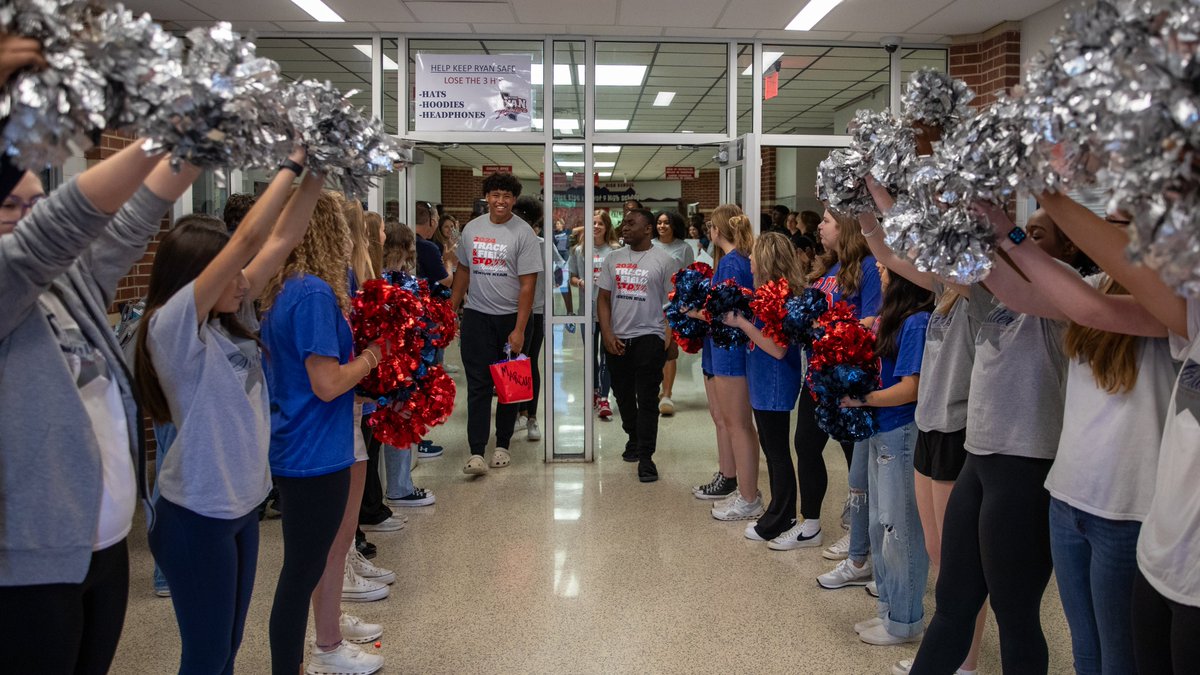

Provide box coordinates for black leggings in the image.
[0,539,128,675]
[520,312,545,417]
[753,409,798,539]
[1132,570,1200,673]
[911,453,1054,675]
[269,470,351,675]
[794,387,854,519]
[357,415,392,526]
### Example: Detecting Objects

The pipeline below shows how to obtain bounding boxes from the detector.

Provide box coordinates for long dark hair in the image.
[134,219,263,423]
[874,272,934,360]
[656,210,687,241]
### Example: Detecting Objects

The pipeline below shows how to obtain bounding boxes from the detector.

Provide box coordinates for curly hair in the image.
[260,190,352,314]
[482,172,522,196]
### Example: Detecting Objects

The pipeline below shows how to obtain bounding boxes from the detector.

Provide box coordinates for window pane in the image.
[736,43,752,135]
[761,45,891,135]
[901,48,949,86]
[595,42,727,134]
[406,40,544,133]
[257,37,374,124]
[554,41,584,138]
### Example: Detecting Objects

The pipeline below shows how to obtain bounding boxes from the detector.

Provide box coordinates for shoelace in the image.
[695,472,722,493]
[702,474,732,495]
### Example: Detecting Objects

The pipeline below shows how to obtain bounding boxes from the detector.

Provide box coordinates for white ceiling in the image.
[122,0,1065,43]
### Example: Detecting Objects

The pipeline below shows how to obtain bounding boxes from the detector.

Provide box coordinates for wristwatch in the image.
[1006,226,1027,247]
[278,158,304,176]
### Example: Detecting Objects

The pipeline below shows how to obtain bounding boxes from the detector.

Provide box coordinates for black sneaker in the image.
[621,447,639,462]
[693,472,737,500]
[356,538,377,560]
[638,458,659,483]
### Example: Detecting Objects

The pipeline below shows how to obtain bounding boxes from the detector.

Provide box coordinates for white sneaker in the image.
[744,522,766,541]
[339,613,383,644]
[866,580,879,597]
[767,523,823,551]
[658,396,675,415]
[348,548,395,585]
[817,557,873,589]
[823,532,851,560]
[359,516,405,533]
[711,492,765,521]
[859,622,923,646]
[517,414,528,431]
[855,616,883,634]
[306,641,383,675]
[342,561,389,602]
[463,454,488,475]
[526,418,542,441]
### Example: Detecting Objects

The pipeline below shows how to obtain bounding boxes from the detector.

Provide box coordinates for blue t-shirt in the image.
[810,257,882,320]
[874,311,930,432]
[261,274,356,478]
[702,250,754,376]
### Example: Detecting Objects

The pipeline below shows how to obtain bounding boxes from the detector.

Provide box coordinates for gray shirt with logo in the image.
[597,246,675,340]
[964,285,1068,460]
[915,285,975,433]
[455,213,543,315]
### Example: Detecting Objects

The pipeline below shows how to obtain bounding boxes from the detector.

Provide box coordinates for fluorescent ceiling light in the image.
[557,161,615,168]
[786,0,844,31]
[354,45,398,71]
[556,161,585,167]
[532,64,574,86]
[595,119,629,131]
[289,0,344,22]
[554,144,623,154]
[554,144,583,153]
[595,146,622,153]
[594,161,616,168]
[653,91,676,107]
[681,130,694,134]
[598,172,613,178]
[743,51,784,76]
[533,118,581,131]
[576,65,647,87]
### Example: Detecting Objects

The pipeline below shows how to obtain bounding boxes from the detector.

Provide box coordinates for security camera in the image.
[881,36,902,53]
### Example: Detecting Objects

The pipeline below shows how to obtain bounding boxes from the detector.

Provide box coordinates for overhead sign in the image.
[414,53,532,132]
[665,166,695,180]
[482,164,512,175]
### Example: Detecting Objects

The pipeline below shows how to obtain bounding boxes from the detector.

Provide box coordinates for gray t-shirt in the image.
[1138,298,1200,605]
[148,281,272,519]
[532,236,567,314]
[652,237,694,271]
[597,245,675,340]
[964,285,1068,459]
[1046,274,1177,521]
[455,213,543,315]
[915,285,974,433]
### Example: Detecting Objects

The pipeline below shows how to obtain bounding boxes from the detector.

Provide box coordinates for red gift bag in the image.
[490,352,533,404]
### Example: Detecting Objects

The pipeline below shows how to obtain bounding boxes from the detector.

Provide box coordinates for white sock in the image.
[800,519,821,536]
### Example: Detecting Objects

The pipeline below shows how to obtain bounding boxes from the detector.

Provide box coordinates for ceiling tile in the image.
[406,2,516,22]
[753,29,854,41]
[330,0,416,22]
[818,0,952,33]
[510,0,619,25]
[373,22,474,31]
[716,0,809,30]
[908,0,1062,35]
[269,21,381,32]
[567,25,662,36]
[843,32,950,44]
[619,0,727,29]
[177,0,314,21]
[471,23,568,34]
[122,0,213,21]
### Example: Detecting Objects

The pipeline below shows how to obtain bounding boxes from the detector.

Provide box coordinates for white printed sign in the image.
[414,53,533,132]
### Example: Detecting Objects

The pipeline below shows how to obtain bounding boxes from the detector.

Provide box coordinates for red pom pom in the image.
[807,301,877,372]
[368,367,457,448]
[751,278,791,347]
[351,280,426,399]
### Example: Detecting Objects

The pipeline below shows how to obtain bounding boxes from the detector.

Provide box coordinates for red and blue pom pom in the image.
[806,301,880,442]
[705,279,754,348]
[665,262,713,353]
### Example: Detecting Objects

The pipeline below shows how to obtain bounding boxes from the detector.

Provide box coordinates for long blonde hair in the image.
[340,195,375,283]
[578,210,619,253]
[752,232,806,290]
[807,208,871,298]
[261,190,352,314]
[710,203,753,268]
[1064,275,1141,394]
[364,211,384,280]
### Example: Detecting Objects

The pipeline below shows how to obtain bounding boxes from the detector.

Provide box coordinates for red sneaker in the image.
[597,398,613,420]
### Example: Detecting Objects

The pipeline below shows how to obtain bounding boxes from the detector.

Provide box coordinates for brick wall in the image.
[440,166,482,221]
[681,169,720,213]
[949,23,1022,108]
[760,146,777,212]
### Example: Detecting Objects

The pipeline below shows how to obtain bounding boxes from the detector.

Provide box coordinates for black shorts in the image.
[914,428,967,481]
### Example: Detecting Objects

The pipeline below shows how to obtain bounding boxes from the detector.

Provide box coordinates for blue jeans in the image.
[383,444,415,500]
[151,422,177,594]
[1049,498,1141,675]
[867,421,928,638]
[849,439,870,563]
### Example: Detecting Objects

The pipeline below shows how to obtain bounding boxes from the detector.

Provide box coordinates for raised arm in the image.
[243,152,323,302]
[979,253,1068,321]
[862,175,934,291]
[1038,190,1188,337]
[82,158,202,302]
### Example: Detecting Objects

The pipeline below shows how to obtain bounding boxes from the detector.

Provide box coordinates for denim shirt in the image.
[747,333,804,412]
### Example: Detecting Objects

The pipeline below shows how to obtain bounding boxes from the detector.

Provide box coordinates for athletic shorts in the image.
[914,428,967,481]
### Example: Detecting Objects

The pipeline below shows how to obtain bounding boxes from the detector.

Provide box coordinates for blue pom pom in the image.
[782,288,829,347]
[705,280,753,348]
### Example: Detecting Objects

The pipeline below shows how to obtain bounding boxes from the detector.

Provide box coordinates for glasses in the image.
[0,194,44,223]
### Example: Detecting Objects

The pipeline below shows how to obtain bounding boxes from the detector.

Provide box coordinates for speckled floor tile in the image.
[110,349,1073,675]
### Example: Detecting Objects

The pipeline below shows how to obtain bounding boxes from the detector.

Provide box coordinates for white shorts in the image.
[353,402,368,463]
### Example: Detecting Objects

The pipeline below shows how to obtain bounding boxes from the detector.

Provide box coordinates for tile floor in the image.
[110,347,1073,674]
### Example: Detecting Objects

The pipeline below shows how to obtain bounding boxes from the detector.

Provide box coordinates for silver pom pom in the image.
[139,23,294,171]
[883,199,995,285]
[901,68,975,133]
[85,5,182,133]
[288,79,402,199]
[0,0,107,169]
[816,109,913,216]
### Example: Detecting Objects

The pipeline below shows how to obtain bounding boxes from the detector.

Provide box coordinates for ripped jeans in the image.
[866,421,929,638]
[848,439,871,564]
